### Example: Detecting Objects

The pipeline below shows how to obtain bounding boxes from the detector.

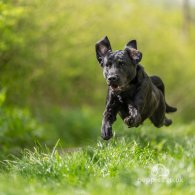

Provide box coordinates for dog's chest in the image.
[116,85,137,104]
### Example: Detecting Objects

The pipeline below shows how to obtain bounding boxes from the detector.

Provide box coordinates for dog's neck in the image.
[129,64,144,86]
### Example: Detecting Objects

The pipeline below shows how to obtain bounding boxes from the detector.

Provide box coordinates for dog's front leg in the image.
[101,94,119,140]
[124,105,142,127]
[124,79,151,127]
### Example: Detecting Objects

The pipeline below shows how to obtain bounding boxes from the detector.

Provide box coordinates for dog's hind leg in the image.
[150,114,172,127]
[164,117,172,126]
[150,75,177,113]
[150,110,165,128]
[150,92,173,127]
[150,91,166,128]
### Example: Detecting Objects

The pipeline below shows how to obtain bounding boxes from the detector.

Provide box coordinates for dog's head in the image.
[95,36,142,93]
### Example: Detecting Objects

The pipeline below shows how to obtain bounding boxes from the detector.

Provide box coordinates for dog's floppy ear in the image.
[95,36,112,66]
[125,40,142,65]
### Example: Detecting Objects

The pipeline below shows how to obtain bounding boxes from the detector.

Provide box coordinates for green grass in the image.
[0,122,195,195]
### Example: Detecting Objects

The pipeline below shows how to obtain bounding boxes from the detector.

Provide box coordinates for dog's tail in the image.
[166,103,177,113]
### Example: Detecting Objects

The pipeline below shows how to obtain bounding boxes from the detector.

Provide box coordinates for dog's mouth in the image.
[108,82,130,92]
[109,84,121,91]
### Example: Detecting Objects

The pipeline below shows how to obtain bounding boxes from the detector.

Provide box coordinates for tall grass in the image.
[1,123,195,194]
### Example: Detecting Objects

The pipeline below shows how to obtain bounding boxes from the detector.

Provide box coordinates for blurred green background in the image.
[0,0,195,158]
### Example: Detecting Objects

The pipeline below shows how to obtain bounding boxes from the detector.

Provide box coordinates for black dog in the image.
[95,36,177,140]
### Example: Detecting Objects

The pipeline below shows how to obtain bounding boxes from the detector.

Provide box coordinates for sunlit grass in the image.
[0,123,195,194]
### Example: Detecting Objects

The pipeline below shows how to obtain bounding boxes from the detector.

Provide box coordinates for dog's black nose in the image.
[108,75,119,82]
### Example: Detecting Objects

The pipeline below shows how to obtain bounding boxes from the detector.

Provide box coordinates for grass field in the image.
[0,122,195,195]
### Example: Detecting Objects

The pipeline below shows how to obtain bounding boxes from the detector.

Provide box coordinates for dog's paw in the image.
[101,123,113,140]
[124,107,141,127]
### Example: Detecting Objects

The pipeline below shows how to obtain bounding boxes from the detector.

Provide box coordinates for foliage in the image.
[0,0,195,122]
[0,1,24,55]
[0,89,46,158]
[0,89,101,158]
[0,90,181,162]
[42,107,100,146]
[1,123,195,194]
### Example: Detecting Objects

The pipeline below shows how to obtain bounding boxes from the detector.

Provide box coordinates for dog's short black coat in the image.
[95,36,177,140]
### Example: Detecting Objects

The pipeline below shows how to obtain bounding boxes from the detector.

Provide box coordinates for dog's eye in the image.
[118,61,124,66]
[106,62,112,67]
